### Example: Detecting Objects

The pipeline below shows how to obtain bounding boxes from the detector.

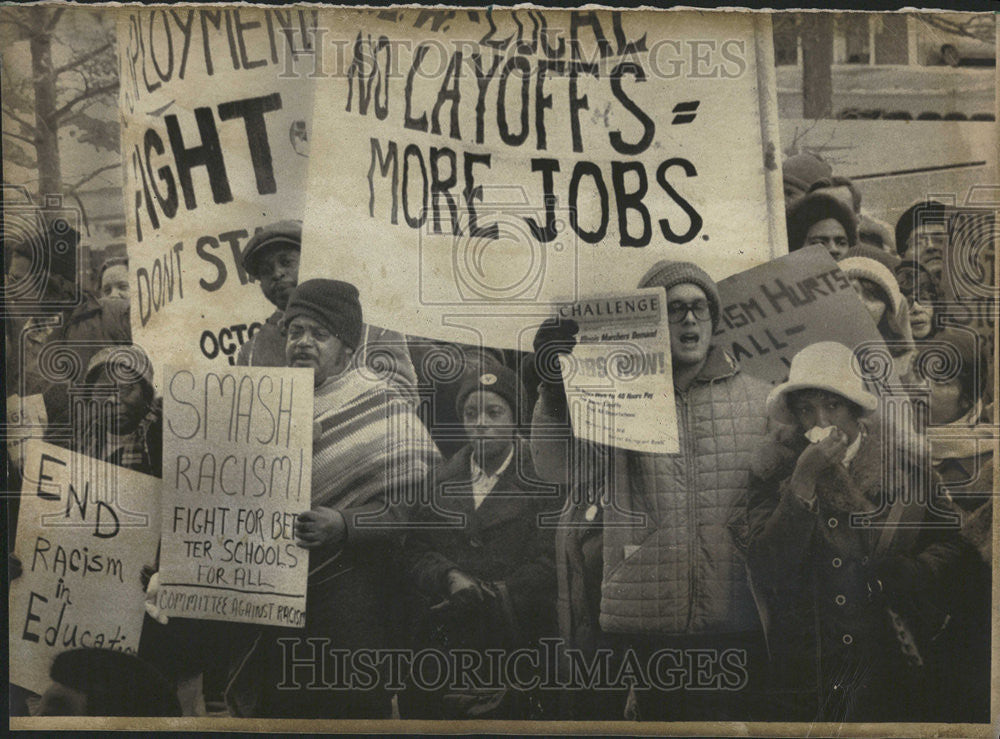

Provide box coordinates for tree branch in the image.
[53,82,118,121]
[2,129,36,146]
[45,7,65,32]
[53,40,114,77]
[64,163,121,195]
[1,104,38,135]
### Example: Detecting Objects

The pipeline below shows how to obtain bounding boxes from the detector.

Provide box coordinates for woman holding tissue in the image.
[745,342,972,723]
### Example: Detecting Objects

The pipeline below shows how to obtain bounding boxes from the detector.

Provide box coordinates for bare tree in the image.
[1,7,118,197]
[800,13,834,119]
[919,13,994,44]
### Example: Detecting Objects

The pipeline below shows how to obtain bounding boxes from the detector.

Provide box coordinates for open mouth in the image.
[678,332,700,347]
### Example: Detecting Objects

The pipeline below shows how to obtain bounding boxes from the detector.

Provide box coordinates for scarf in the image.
[311,368,440,511]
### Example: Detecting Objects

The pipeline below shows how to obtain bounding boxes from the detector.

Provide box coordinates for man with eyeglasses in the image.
[531,260,770,721]
[895,200,951,281]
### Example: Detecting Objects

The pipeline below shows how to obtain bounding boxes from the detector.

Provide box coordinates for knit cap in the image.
[284,279,363,349]
[783,152,833,193]
[637,260,721,330]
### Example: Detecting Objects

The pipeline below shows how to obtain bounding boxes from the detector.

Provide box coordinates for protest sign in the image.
[118,8,319,377]
[157,365,314,627]
[558,288,677,452]
[300,8,785,349]
[713,246,887,385]
[9,442,161,695]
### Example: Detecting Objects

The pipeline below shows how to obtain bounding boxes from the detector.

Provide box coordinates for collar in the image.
[692,345,740,385]
[470,444,514,482]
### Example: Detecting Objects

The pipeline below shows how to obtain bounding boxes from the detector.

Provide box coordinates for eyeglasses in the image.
[667,300,711,323]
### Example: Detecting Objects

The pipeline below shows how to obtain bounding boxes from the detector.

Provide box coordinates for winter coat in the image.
[534,348,769,635]
[746,420,973,721]
[405,440,557,649]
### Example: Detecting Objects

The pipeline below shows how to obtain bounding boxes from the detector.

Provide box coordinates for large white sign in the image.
[119,7,319,375]
[301,8,785,348]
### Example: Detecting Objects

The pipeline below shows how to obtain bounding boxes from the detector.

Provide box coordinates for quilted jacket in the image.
[532,347,770,636]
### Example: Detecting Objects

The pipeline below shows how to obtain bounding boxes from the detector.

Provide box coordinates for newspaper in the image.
[558,289,679,453]
[1,3,997,736]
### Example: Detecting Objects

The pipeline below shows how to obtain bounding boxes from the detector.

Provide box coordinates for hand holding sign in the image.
[294,508,346,549]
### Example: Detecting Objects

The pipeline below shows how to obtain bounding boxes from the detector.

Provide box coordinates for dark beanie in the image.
[242,220,302,277]
[637,260,721,330]
[894,200,949,256]
[786,191,858,251]
[284,279,363,349]
[455,358,524,422]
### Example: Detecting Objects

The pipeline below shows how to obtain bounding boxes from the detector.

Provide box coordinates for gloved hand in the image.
[532,317,579,387]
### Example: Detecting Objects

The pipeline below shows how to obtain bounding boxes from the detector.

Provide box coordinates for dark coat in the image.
[746,420,974,722]
[405,440,558,649]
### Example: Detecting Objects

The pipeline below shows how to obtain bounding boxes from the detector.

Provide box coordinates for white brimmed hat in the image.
[766,342,878,426]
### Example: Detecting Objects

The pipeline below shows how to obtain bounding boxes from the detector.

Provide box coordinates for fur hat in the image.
[637,260,721,330]
[284,279,363,349]
[767,342,878,426]
[787,192,859,251]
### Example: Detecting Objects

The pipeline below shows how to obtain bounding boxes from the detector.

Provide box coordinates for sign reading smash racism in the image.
[9,442,160,695]
[157,365,313,627]
[713,246,886,385]
[118,8,318,375]
[301,8,784,348]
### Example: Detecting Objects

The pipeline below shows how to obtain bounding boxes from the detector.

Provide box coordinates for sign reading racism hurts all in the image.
[118,7,319,378]
[9,442,161,695]
[301,8,785,349]
[713,246,887,386]
[158,365,314,627]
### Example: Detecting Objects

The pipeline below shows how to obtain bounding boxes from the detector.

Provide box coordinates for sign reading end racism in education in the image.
[714,246,886,385]
[158,366,314,627]
[9,442,161,695]
[301,8,784,349]
[559,288,678,452]
[118,7,319,379]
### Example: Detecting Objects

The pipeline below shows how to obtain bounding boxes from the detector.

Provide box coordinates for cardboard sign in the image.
[714,246,887,385]
[300,8,785,349]
[118,8,319,377]
[9,442,161,695]
[157,366,314,627]
[558,288,678,452]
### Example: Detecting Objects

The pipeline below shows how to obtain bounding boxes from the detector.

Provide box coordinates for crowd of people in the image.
[4,149,993,723]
